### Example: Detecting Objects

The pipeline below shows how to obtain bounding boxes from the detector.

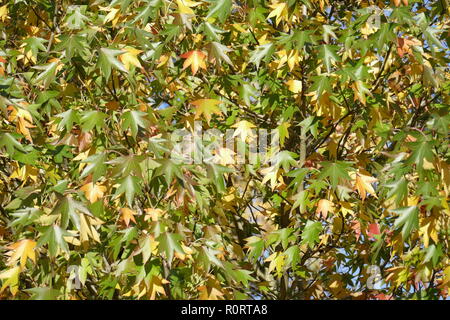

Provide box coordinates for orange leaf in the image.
[397,37,421,57]
[367,223,381,240]
[351,220,361,241]
[120,208,137,227]
[180,50,207,75]
[316,199,334,219]
[106,101,120,111]
[6,239,36,269]
[354,171,378,201]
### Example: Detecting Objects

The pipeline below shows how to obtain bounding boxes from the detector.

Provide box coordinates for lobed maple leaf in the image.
[120,208,137,227]
[190,99,223,124]
[353,171,378,201]
[80,182,107,203]
[180,50,207,75]
[315,199,334,220]
[6,239,36,269]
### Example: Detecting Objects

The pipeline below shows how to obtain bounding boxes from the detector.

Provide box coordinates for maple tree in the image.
[0,0,449,300]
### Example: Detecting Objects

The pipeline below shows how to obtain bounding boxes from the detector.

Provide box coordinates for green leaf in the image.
[108,154,144,178]
[240,83,258,106]
[209,42,233,66]
[249,43,274,68]
[201,22,226,41]
[375,23,395,51]
[115,175,142,206]
[154,159,183,185]
[301,220,322,249]
[206,0,232,23]
[319,45,340,73]
[246,237,264,262]
[424,244,443,267]
[223,262,255,286]
[80,110,107,132]
[205,163,233,193]
[310,75,332,96]
[33,62,58,88]
[56,34,88,59]
[272,151,297,172]
[97,48,128,81]
[22,37,47,58]
[9,208,42,229]
[56,109,79,131]
[385,178,408,205]
[393,206,419,239]
[37,225,71,257]
[0,133,25,155]
[424,27,444,51]
[405,139,435,170]
[427,112,450,135]
[284,245,300,267]
[318,161,352,189]
[65,5,89,30]
[25,287,61,300]
[157,232,184,263]
[122,110,149,138]
[52,196,92,230]
[80,153,108,182]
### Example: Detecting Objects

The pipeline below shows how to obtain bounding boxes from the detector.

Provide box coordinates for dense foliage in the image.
[0,0,449,300]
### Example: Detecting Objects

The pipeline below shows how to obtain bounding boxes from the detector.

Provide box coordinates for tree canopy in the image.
[0,0,449,300]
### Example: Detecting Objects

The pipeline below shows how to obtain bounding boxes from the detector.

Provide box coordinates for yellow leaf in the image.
[7,106,35,142]
[232,120,256,142]
[10,164,39,184]
[190,99,222,124]
[0,266,21,296]
[180,50,207,75]
[119,47,142,70]
[257,33,271,45]
[261,166,280,190]
[120,208,137,226]
[103,7,120,26]
[140,235,159,264]
[361,21,378,36]
[0,5,9,22]
[267,2,288,26]
[176,0,200,15]
[276,50,300,71]
[286,79,302,93]
[157,54,170,68]
[266,252,285,278]
[213,147,236,165]
[353,170,378,201]
[442,266,450,286]
[80,214,102,245]
[340,201,355,217]
[147,275,169,300]
[6,239,36,269]
[198,277,225,300]
[80,182,106,203]
[419,217,438,248]
[144,208,165,221]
